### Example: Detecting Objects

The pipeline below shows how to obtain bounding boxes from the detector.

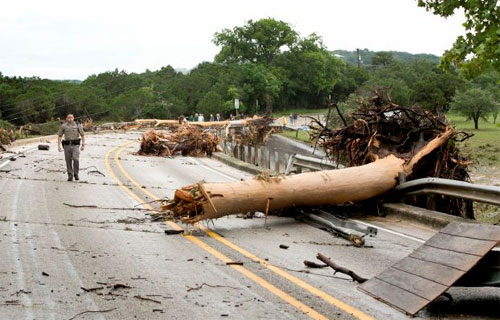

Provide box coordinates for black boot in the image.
[67,176,73,181]
[74,175,79,181]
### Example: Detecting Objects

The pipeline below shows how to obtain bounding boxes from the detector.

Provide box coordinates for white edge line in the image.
[0,147,38,169]
[188,156,239,182]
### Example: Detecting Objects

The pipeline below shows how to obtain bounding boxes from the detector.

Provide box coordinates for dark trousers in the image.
[63,144,80,177]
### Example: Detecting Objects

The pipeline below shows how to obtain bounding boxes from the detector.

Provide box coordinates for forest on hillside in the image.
[332,49,441,66]
[0,18,499,133]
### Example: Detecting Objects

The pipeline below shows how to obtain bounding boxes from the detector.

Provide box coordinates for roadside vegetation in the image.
[1,18,498,137]
[1,1,499,162]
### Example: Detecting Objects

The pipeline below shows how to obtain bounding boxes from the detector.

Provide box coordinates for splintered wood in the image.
[137,126,221,157]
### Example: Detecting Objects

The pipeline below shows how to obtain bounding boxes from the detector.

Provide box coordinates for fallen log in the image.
[164,155,404,223]
[154,119,230,128]
[137,126,221,157]
[160,125,452,223]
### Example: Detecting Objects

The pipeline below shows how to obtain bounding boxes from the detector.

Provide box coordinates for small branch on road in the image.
[82,165,106,177]
[108,283,132,290]
[63,203,98,209]
[80,286,104,292]
[68,308,116,320]
[186,283,242,292]
[303,260,328,268]
[134,295,161,304]
[316,253,367,283]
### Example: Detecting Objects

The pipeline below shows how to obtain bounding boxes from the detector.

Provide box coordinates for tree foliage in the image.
[214,18,297,65]
[418,0,500,77]
[451,87,497,129]
[0,17,498,132]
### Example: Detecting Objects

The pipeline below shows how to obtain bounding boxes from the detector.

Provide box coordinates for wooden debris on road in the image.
[0,128,15,151]
[68,308,117,320]
[316,253,367,283]
[134,295,162,304]
[137,126,221,157]
[159,154,406,223]
[92,120,157,132]
[303,260,328,269]
[37,144,50,150]
[154,90,474,223]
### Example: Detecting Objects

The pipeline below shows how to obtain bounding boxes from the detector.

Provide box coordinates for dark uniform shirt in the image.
[57,122,84,140]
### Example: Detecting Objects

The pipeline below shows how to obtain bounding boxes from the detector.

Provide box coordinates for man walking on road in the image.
[57,114,85,181]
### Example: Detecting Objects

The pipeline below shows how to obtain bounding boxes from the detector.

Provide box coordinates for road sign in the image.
[234,98,239,109]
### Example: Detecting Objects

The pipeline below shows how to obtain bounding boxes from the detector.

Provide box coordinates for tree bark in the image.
[167,155,405,223]
[163,128,454,223]
[264,93,273,114]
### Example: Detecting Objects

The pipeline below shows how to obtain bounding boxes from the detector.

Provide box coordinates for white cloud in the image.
[0,0,465,79]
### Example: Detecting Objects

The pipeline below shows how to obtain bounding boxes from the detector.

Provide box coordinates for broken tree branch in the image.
[303,260,328,269]
[134,295,161,304]
[68,308,117,320]
[316,253,367,283]
[186,283,242,292]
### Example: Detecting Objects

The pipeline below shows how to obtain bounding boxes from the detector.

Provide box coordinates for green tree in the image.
[197,90,226,115]
[276,34,344,108]
[214,18,297,65]
[372,51,395,66]
[418,0,500,77]
[451,87,497,129]
[213,18,298,112]
[470,69,500,122]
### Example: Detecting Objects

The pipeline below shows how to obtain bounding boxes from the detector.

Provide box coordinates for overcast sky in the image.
[0,0,465,80]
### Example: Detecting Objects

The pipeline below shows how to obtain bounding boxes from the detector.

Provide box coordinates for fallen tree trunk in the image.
[136,117,269,129]
[160,127,452,223]
[164,155,404,223]
[154,119,230,128]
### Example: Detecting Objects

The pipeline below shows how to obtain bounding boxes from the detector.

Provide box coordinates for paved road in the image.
[0,132,498,319]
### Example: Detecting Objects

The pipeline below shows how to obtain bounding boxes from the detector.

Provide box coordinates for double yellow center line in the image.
[104,141,374,320]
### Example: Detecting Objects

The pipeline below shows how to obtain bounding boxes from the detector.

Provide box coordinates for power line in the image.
[2,83,143,123]
[0,78,141,114]
[0,85,87,113]
[16,109,110,136]
[1,86,105,120]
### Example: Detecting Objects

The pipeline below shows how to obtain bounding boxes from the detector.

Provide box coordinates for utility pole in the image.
[356,48,361,68]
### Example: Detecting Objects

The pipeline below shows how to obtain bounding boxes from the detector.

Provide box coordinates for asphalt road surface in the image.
[0,132,498,319]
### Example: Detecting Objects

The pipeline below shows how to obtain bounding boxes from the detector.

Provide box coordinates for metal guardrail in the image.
[281,153,499,207]
[285,153,339,175]
[395,177,500,206]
